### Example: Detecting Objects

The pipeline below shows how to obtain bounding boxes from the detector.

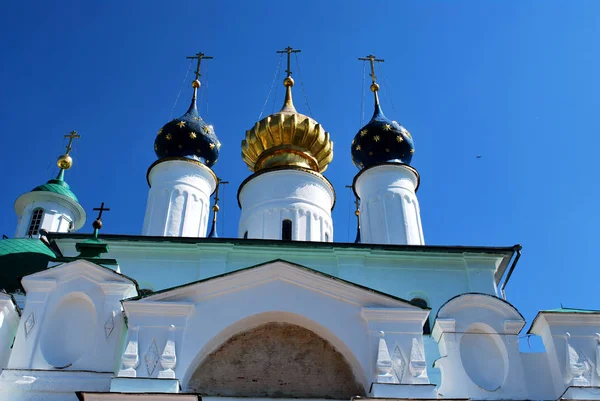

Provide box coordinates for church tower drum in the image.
[14,131,86,238]
[142,53,220,237]
[239,47,335,242]
[351,55,424,245]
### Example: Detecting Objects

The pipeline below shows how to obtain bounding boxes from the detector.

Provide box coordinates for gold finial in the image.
[358,54,384,105]
[186,52,214,95]
[57,131,81,170]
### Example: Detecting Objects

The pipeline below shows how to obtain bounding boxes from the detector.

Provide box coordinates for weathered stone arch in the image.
[186,321,366,398]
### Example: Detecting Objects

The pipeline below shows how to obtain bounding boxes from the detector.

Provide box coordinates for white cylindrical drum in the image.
[354,163,424,245]
[142,158,217,237]
[238,168,335,242]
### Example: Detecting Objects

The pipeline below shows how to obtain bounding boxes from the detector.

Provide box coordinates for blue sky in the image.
[1,1,599,346]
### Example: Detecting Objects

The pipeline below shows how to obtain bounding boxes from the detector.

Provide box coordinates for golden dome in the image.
[241,77,333,173]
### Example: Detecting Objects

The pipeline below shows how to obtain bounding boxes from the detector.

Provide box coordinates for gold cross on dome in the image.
[276,46,301,77]
[63,131,81,155]
[358,54,384,85]
[186,52,214,81]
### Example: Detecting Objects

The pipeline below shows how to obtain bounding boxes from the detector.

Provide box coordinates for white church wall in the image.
[0,293,19,371]
[529,311,600,398]
[117,261,429,397]
[432,293,528,400]
[9,260,136,373]
[15,199,77,237]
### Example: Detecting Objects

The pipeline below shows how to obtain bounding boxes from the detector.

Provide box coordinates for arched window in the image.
[27,208,44,237]
[410,298,431,335]
[282,219,292,241]
[243,231,248,239]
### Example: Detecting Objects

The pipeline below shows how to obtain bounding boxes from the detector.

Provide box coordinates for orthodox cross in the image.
[208,178,229,238]
[92,202,110,238]
[358,54,384,85]
[345,185,360,215]
[186,52,214,81]
[214,178,230,207]
[277,46,301,77]
[63,131,81,155]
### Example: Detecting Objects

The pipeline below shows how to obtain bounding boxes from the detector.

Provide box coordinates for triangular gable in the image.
[127,259,424,310]
[22,259,138,294]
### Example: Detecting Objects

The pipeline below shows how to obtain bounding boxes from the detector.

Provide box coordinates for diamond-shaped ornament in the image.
[104,311,115,339]
[392,345,406,383]
[24,312,35,338]
[145,339,160,376]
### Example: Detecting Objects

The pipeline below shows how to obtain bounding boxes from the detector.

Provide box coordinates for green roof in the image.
[0,238,56,258]
[542,307,600,314]
[0,238,57,292]
[31,178,78,202]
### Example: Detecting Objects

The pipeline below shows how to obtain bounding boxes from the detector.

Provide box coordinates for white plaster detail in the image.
[596,333,600,377]
[158,325,177,379]
[14,190,86,237]
[376,331,399,384]
[354,164,423,245]
[409,337,428,383]
[24,312,35,338]
[238,169,334,241]
[105,310,116,339]
[391,345,406,383]
[566,332,591,386]
[145,339,160,376]
[118,326,139,378]
[142,159,217,237]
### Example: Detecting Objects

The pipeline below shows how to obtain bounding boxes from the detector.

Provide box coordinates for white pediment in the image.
[22,259,137,294]
[130,259,421,310]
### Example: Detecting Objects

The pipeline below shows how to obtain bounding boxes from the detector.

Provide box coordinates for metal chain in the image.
[360,60,366,125]
[169,59,193,121]
[258,54,283,120]
[295,53,313,117]
[379,64,398,114]
[271,55,283,114]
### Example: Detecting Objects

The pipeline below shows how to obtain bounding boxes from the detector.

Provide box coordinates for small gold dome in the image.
[242,78,333,173]
[57,154,73,170]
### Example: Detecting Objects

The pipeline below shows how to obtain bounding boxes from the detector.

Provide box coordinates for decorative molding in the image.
[565,332,591,386]
[409,338,428,384]
[376,331,399,384]
[391,344,406,383]
[158,325,177,379]
[596,333,600,377]
[361,307,429,323]
[504,319,525,335]
[118,326,139,378]
[24,311,35,338]
[104,311,116,339]
[123,302,195,317]
[432,318,456,342]
[145,339,160,376]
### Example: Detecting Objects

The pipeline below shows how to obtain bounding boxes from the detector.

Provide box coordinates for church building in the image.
[0,49,599,401]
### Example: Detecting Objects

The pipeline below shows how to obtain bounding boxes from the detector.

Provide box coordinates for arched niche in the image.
[184,312,366,398]
[40,292,97,369]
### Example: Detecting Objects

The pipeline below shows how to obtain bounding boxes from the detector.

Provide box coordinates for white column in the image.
[354,164,424,245]
[142,159,217,237]
[238,169,335,242]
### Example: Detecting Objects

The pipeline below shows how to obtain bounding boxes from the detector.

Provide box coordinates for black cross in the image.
[277,46,301,77]
[358,54,385,85]
[93,202,111,221]
[186,52,214,81]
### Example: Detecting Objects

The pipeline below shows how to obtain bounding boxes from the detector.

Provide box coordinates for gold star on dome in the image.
[166,133,172,140]
[384,124,392,131]
[190,132,197,139]
[410,148,415,154]
[154,144,158,150]
[373,135,380,142]
[360,129,368,137]
[178,144,182,149]
[196,148,201,153]
[385,148,390,152]
[396,135,404,143]
[177,121,186,129]
[356,145,362,151]
[202,125,210,133]
[369,151,374,156]
[209,143,215,149]
[158,128,163,135]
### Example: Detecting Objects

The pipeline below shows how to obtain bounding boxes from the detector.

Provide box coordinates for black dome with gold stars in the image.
[154,93,220,167]
[351,101,414,170]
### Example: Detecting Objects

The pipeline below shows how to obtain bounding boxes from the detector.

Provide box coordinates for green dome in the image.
[0,238,57,292]
[31,174,78,202]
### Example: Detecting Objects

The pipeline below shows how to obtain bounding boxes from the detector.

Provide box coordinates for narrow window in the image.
[243,231,248,239]
[27,208,44,237]
[282,219,292,241]
[410,298,431,335]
